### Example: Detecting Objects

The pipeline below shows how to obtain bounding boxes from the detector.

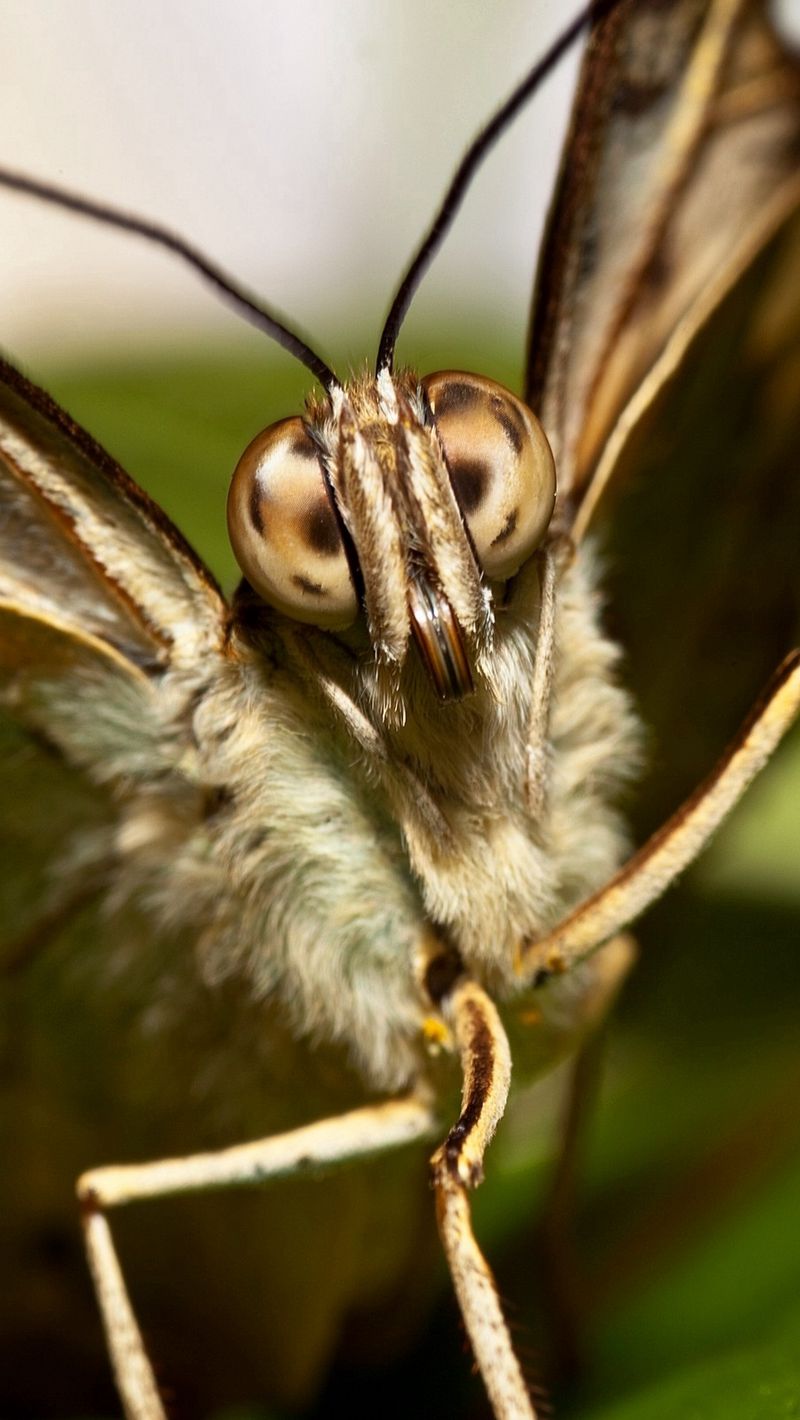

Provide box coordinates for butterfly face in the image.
[227,369,556,701]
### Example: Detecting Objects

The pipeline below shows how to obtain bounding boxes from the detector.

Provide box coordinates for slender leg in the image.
[431,977,537,1420]
[525,542,561,817]
[80,1209,166,1420]
[520,651,800,982]
[77,1095,438,1420]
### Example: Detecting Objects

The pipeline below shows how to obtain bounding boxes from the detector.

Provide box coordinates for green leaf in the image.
[580,1304,800,1420]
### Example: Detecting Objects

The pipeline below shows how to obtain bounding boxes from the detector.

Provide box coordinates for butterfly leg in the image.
[77,1094,439,1420]
[525,540,563,816]
[431,975,536,1420]
[520,650,800,983]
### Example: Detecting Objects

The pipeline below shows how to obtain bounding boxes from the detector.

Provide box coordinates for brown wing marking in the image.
[526,0,800,528]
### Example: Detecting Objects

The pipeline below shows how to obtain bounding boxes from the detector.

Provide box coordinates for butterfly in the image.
[2,3,800,1418]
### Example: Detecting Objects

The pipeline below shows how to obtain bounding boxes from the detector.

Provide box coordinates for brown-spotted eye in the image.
[423,371,556,580]
[227,418,357,627]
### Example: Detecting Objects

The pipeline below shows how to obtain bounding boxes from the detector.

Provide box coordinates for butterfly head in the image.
[227,369,555,702]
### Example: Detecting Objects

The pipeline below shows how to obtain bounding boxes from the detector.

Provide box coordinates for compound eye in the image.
[227,418,358,628]
[423,371,556,580]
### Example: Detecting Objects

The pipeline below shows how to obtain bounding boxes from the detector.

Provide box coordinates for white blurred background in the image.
[1,0,798,409]
[0,1,590,372]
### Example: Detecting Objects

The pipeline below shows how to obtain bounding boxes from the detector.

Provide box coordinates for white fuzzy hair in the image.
[29,539,640,1092]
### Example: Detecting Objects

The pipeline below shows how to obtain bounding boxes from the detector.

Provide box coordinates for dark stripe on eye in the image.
[497,406,522,454]
[493,404,523,456]
[249,485,264,533]
[452,458,490,514]
[491,508,518,547]
[290,431,319,460]
[303,502,342,557]
[433,381,479,414]
[293,574,326,596]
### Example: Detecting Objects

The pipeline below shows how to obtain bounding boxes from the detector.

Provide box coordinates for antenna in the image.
[0,166,340,394]
[376,0,623,373]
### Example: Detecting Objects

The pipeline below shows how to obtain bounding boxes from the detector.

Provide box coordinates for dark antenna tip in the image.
[0,166,341,395]
[376,0,623,375]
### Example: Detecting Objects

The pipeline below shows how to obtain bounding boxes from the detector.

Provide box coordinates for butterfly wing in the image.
[527,0,800,530]
[0,354,229,956]
[526,0,800,825]
[0,354,225,661]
